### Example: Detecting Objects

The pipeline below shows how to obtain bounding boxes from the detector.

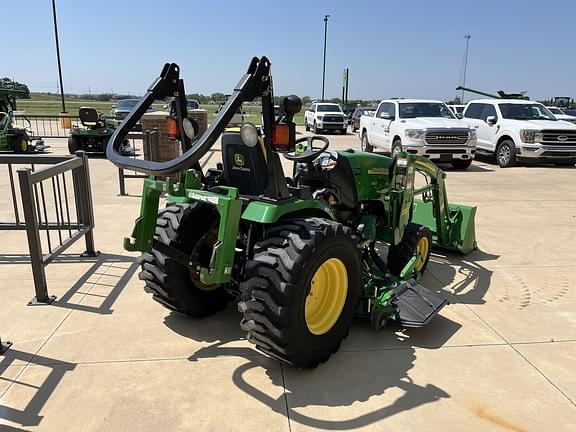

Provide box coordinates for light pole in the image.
[51,0,66,114]
[321,15,330,102]
[461,34,471,104]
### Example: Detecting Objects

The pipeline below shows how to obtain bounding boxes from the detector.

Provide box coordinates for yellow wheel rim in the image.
[20,138,27,152]
[415,236,430,272]
[188,228,220,291]
[305,257,348,335]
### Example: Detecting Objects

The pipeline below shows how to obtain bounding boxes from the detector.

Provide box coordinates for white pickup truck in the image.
[359,99,477,169]
[462,99,576,167]
[304,102,347,134]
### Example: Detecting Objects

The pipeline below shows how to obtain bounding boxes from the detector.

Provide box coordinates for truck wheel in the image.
[340,128,347,135]
[361,132,373,152]
[239,218,362,368]
[68,135,80,154]
[554,159,576,166]
[496,139,517,168]
[138,203,229,317]
[304,118,310,131]
[391,139,403,157]
[12,135,29,153]
[387,223,432,277]
[451,159,472,170]
[313,121,319,134]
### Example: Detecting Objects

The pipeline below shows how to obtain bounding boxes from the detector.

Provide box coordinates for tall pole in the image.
[321,15,329,102]
[461,34,471,104]
[51,0,66,113]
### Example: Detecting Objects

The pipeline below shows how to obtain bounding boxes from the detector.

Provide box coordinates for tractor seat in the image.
[221,131,269,196]
[79,106,102,127]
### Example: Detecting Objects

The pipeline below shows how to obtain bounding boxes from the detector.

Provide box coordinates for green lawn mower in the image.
[107,57,477,368]
[68,107,133,155]
[0,110,46,153]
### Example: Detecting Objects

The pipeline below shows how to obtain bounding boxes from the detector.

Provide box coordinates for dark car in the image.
[350,107,376,132]
[564,108,576,117]
[111,98,154,120]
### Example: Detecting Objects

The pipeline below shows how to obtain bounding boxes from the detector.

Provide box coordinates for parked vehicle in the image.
[359,99,477,169]
[350,107,375,132]
[68,107,132,155]
[164,98,200,112]
[546,106,576,124]
[111,98,154,120]
[304,102,347,134]
[462,99,576,167]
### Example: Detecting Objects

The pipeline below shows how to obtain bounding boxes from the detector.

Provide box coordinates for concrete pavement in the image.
[1,128,575,431]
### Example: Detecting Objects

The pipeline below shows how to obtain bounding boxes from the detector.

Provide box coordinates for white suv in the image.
[462,99,576,167]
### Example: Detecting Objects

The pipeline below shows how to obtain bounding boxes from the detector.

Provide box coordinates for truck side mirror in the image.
[486,116,497,125]
[380,112,394,120]
[456,113,463,119]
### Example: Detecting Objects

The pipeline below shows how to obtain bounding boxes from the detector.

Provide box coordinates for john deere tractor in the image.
[0,97,46,153]
[107,57,476,368]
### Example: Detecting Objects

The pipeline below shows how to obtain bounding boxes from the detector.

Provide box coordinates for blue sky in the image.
[5,0,575,101]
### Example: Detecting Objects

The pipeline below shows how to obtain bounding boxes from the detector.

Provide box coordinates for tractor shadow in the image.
[426,248,499,306]
[164,302,458,429]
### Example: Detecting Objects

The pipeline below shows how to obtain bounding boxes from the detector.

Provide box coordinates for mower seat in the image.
[79,107,101,127]
[221,131,268,196]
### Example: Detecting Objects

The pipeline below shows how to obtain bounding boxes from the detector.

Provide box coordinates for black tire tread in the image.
[138,203,228,317]
[387,223,432,276]
[238,217,360,368]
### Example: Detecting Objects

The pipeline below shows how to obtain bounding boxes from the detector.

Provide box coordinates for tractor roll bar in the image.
[106,57,272,176]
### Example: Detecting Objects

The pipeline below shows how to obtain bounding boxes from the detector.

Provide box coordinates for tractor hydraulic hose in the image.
[107,57,273,176]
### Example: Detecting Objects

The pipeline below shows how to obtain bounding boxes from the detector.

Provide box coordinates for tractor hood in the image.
[400,117,472,130]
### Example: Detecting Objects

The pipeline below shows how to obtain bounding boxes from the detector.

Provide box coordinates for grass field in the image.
[16,94,306,125]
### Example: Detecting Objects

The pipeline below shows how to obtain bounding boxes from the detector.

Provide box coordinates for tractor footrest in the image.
[392,282,448,328]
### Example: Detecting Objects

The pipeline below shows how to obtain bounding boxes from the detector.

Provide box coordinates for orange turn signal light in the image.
[167,117,178,140]
[272,124,290,152]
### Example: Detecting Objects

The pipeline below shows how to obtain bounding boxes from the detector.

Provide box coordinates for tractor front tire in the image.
[239,218,361,368]
[138,203,229,317]
[387,223,432,277]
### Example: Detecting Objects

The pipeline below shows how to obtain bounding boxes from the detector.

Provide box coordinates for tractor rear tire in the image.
[68,135,80,154]
[239,218,361,368]
[387,223,432,277]
[138,203,229,317]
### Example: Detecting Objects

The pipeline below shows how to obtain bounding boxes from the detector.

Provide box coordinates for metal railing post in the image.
[17,167,55,305]
[118,168,126,196]
[75,151,98,257]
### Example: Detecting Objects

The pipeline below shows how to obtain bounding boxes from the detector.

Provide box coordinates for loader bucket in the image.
[411,198,477,254]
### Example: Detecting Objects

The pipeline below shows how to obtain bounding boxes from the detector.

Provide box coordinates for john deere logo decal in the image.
[234,154,245,166]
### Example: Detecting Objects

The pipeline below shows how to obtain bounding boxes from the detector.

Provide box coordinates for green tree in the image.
[210,92,225,103]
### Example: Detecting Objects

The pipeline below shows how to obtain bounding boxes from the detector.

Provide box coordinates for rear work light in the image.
[271,123,295,152]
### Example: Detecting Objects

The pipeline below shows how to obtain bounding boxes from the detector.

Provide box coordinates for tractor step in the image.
[392,281,448,327]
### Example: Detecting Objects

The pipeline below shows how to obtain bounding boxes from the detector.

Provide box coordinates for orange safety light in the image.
[272,124,292,152]
[166,117,178,140]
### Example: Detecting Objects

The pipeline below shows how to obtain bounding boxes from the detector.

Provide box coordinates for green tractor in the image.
[107,57,477,368]
[68,107,133,155]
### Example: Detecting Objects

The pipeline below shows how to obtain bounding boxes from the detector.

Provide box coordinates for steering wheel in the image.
[283,136,329,162]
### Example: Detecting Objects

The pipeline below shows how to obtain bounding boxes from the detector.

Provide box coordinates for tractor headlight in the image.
[240,122,259,148]
[182,118,196,140]
[520,129,538,143]
[405,129,425,140]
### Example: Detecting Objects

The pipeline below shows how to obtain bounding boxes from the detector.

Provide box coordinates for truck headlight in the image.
[469,129,477,140]
[405,129,425,140]
[520,129,538,143]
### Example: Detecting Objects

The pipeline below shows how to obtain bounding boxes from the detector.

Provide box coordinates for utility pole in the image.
[51,0,66,113]
[461,34,471,104]
[321,15,330,102]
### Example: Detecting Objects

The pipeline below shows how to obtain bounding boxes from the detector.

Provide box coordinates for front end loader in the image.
[107,57,477,368]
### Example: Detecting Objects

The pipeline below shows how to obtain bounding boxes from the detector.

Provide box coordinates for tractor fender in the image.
[241,199,334,224]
